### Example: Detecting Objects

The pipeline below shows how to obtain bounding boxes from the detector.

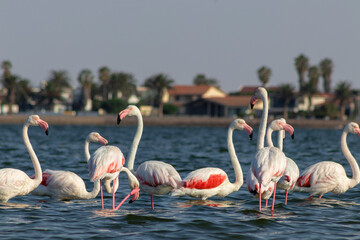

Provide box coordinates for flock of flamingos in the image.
[0,87,359,213]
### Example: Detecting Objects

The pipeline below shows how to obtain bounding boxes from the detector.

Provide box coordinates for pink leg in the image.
[266,199,268,207]
[112,179,116,210]
[285,190,288,205]
[259,184,262,212]
[151,194,154,210]
[100,180,104,210]
[318,195,322,199]
[271,183,277,212]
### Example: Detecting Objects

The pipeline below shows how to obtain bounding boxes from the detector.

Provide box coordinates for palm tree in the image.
[334,81,352,120]
[294,54,309,92]
[78,69,94,111]
[144,73,174,118]
[277,83,295,119]
[257,66,272,87]
[109,72,137,101]
[40,70,72,111]
[2,75,19,114]
[193,74,219,88]
[319,58,333,93]
[16,79,34,111]
[305,66,321,114]
[98,66,111,101]
[1,60,12,78]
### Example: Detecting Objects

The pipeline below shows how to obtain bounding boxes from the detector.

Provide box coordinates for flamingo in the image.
[0,115,49,203]
[249,87,291,212]
[273,119,299,205]
[294,122,360,198]
[171,119,253,200]
[117,105,182,209]
[246,118,294,207]
[31,132,108,200]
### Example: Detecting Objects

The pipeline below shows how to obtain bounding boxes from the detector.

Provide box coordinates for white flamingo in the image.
[295,122,360,198]
[31,132,108,200]
[249,87,290,212]
[171,119,253,200]
[246,118,294,207]
[274,119,299,205]
[0,115,49,203]
[118,105,182,209]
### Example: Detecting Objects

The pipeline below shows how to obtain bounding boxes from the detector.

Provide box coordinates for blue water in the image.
[0,123,360,239]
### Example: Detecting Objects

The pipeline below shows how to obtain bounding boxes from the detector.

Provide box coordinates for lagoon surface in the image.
[0,123,360,239]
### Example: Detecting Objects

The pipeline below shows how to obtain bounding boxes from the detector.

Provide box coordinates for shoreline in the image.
[0,114,351,129]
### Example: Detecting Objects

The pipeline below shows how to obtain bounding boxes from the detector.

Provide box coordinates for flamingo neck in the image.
[83,180,101,199]
[227,126,243,190]
[277,130,284,151]
[341,130,360,188]
[257,91,268,151]
[120,167,139,189]
[23,124,42,186]
[84,138,91,162]
[126,110,143,171]
[266,128,274,147]
[104,177,119,194]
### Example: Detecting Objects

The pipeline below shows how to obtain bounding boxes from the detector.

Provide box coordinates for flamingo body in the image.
[246,169,274,200]
[278,158,299,191]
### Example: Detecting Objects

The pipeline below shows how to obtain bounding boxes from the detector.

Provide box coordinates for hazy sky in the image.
[1,0,360,93]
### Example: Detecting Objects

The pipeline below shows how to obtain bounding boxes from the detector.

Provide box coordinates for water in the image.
[0,123,360,239]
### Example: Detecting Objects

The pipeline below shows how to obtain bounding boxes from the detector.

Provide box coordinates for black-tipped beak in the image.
[249,131,253,140]
[129,199,134,204]
[117,115,121,125]
[291,133,295,139]
[250,103,254,109]
[45,129,49,136]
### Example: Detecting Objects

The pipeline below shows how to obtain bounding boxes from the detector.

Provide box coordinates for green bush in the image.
[163,103,178,115]
[101,99,128,114]
[314,103,338,119]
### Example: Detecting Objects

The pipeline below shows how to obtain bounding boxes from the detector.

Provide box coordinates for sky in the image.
[1,0,360,93]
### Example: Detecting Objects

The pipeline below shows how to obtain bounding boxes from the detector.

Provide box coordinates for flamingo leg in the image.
[100,180,104,210]
[271,183,277,212]
[285,190,288,205]
[266,199,268,207]
[151,194,154,210]
[259,184,262,212]
[318,195,322,199]
[112,179,116,210]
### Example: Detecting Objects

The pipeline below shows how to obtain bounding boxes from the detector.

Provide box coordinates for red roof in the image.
[168,85,212,96]
[205,96,251,107]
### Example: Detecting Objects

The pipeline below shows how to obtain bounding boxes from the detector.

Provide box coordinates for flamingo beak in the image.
[243,123,253,140]
[250,96,257,109]
[117,108,131,125]
[128,187,140,203]
[37,119,49,136]
[98,136,108,146]
[280,122,294,139]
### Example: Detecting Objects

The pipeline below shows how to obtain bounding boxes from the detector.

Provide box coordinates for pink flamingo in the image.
[31,132,108,200]
[0,115,49,203]
[171,119,253,200]
[246,118,294,207]
[249,87,292,212]
[118,105,182,209]
[274,119,299,205]
[295,122,360,198]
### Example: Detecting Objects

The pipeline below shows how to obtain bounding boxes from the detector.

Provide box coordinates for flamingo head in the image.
[129,187,140,203]
[26,115,49,135]
[346,122,360,136]
[232,119,253,140]
[117,105,140,124]
[250,87,267,109]
[87,132,108,146]
[270,119,295,139]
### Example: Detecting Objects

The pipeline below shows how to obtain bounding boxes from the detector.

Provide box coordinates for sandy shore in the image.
[0,114,351,129]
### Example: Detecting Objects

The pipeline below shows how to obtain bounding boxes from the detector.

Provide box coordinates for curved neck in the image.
[23,124,42,185]
[341,131,360,188]
[227,126,243,189]
[83,180,101,199]
[257,92,268,150]
[126,111,143,170]
[120,167,139,188]
[277,130,284,151]
[266,127,274,147]
[103,178,119,194]
[84,139,91,162]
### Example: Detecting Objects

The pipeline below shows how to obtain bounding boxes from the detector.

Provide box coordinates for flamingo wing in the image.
[136,160,182,188]
[278,157,300,190]
[43,170,86,193]
[182,167,227,189]
[246,169,274,199]
[0,168,34,200]
[251,146,287,186]
[89,146,124,181]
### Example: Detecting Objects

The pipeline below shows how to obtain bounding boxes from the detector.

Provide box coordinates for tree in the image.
[193,74,219,88]
[319,58,333,93]
[98,66,111,101]
[40,70,72,111]
[144,73,174,118]
[305,66,321,114]
[294,54,309,92]
[277,83,295,119]
[1,60,12,78]
[257,66,272,87]
[16,79,34,111]
[78,69,94,111]
[334,81,352,120]
[2,75,19,114]
[109,72,137,101]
